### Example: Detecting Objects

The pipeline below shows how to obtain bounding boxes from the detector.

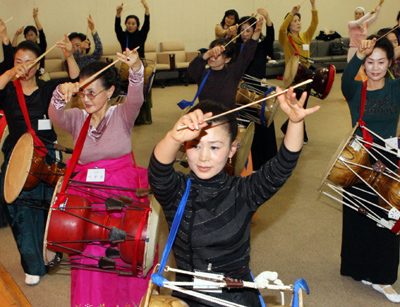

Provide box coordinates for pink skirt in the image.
[67,154,154,307]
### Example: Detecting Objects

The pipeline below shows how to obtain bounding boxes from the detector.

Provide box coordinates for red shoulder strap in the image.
[288,36,300,56]
[13,79,48,157]
[55,114,92,206]
[357,81,373,148]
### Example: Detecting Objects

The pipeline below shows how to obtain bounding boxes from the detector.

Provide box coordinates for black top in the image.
[236,24,275,79]
[114,14,150,58]
[0,43,14,75]
[148,142,300,275]
[37,29,47,69]
[0,77,74,148]
[187,39,257,109]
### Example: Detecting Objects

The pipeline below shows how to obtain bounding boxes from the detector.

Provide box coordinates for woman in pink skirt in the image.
[49,48,152,307]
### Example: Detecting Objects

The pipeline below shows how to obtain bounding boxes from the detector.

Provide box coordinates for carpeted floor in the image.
[0,73,399,307]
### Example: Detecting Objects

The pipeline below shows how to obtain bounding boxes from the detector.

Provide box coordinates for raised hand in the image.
[171,109,212,144]
[117,47,141,71]
[116,3,123,17]
[59,82,80,103]
[87,14,95,32]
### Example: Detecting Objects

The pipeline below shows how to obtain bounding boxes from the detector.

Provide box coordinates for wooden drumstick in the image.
[377,25,399,42]
[78,46,140,89]
[177,79,313,131]
[4,17,13,24]
[224,20,258,48]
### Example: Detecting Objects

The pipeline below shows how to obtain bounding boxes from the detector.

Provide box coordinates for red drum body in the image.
[44,178,160,276]
[45,193,148,264]
[294,62,336,100]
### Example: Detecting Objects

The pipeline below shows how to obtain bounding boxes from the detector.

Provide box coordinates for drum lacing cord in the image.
[67,181,149,207]
[13,79,48,157]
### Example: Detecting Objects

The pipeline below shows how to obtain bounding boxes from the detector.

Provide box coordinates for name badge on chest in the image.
[87,168,106,182]
[302,44,309,51]
[38,119,52,130]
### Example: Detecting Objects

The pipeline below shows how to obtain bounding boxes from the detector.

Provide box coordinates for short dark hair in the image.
[220,9,239,27]
[190,100,238,143]
[209,38,236,63]
[125,15,140,30]
[238,16,257,31]
[68,32,91,54]
[24,25,38,37]
[367,35,395,63]
[15,40,41,58]
[284,12,301,34]
[80,61,121,98]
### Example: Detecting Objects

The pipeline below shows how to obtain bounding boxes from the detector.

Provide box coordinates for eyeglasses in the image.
[77,88,106,100]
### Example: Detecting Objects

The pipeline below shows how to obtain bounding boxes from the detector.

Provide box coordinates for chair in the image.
[159,41,199,85]
[101,45,122,69]
[44,47,69,80]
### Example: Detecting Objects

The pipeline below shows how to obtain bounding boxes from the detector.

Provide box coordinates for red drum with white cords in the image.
[44,178,160,277]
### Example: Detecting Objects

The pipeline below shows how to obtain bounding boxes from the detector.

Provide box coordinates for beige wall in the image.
[0,0,398,60]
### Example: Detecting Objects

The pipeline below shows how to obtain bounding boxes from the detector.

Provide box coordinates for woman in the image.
[114,0,150,58]
[68,15,103,70]
[347,3,381,62]
[279,0,318,143]
[0,36,79,286]
[215,9,239,40]
[341,37,400,303]
[187,18,262,110]
[377,28,400,79]
[236,8,277,170]
[49,49,151,307]
[12,8,47,71]
[148,90,319,306]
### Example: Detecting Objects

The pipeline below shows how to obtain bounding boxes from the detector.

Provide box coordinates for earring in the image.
[229,157,232,164]
[107,97,111,102]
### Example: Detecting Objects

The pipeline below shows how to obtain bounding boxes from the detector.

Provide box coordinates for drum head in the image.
[142,194,161,277]
[43,177,65,264]
[318,125,358,191]
[4,133,35,204]
[233,122,255,176]
[283,55,299,88]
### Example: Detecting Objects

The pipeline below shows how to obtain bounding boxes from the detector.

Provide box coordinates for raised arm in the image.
[33,8,43,31]
[304,0,318,41]
[116,47,144,123]
[277,86,320,151]
[279,6,298,45]
[56,34,80,79]
[87,15,103,60]
[11,26,24,47]
[0,18,13,75]
[365,4,381,27]
[141,0,150,16]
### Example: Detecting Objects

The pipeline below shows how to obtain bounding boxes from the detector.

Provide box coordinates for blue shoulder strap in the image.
[178,70,211,109]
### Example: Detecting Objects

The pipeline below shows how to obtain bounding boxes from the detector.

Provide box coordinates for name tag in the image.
[385,137,400,157]
[87,168,105,182]
[38,119,52,130]
[302,44,309,51]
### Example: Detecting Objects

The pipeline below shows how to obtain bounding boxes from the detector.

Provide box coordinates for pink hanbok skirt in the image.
[67,154,155,307]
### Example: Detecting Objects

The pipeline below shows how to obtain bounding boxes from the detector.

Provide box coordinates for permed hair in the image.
[80,61,121,98]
